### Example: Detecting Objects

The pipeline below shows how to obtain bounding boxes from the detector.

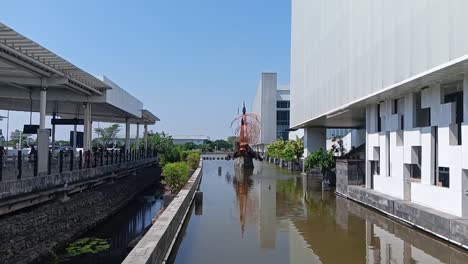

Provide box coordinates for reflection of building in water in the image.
[233,170,254,237]
[286,219,321,264]
[342,196,468,263]
[257,177,276,249]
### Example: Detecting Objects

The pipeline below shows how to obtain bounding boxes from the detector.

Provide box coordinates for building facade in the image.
[172,135,210,145]
[251,73,290,154]
[290,0,468,217]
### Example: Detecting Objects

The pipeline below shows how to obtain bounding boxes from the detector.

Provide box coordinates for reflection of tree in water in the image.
[232,170,254,237]
[276,178,302,202]
[225,172,232,184]
[305,195,334,218]
[275,176,335,219]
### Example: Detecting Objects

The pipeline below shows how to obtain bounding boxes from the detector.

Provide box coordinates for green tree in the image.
[147,132,181,165]
[304,148,335,173]
[94,124,120,147]
[181,142,198,151]
[290,137,304,160]
[266,139,286,158]
[213,139,231,151]
[9,129,32,148]
[227,136,237,148]
[280,143,296,161]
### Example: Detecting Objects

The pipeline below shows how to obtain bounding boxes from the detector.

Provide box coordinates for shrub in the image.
[279,138,304,161]
[266,140,286,158]
[162,162,190,194]
[186,151,201,170]
[304,148,335,173]
[280,143,296,161]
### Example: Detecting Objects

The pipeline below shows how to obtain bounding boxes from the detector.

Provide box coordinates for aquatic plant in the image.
[63,237,111,258]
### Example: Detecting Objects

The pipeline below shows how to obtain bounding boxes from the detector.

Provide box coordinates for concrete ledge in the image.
[347,185,396,214]
[123,160,203,264]
[451,219,468,247]
[344,185,468,249]
[0,157,156,199]
[394,200,456,239]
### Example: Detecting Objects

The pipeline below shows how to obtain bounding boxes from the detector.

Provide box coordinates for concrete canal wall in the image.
[123,160,203,264]
[0,164,161,264]
[0,157,157,216]
[337,173,468,249]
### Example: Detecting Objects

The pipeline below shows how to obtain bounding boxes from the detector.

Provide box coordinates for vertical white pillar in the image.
[303,127,326,158]
[73,124,77,154]
[83,103,92,152]
[51,112,56,151]
[136,123,140,150]
[39,87,47,129]
[144,123,148,155]
[38,81,49,173]
[365,105,372,189]
[125,119,130,154]
[464,73,468,123]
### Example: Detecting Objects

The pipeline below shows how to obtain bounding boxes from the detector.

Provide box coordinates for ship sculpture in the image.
[231,103,263,172]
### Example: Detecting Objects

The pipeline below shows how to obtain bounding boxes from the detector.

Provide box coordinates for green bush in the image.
[162,162,190,194]
[186,151,201,170]
[268,138,304,161]
[146,133,182,166]
[266,139,286,158]
[280,143,296,161]
[304,148,335,173]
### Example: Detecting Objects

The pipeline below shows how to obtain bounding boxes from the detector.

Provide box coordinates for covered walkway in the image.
[0,22,158,179]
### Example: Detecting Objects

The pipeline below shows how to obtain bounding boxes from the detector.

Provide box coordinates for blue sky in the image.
[0,0,291,140]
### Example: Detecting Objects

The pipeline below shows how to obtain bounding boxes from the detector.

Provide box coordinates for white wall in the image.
[366,84,467,216]
[291,0,468,128]
[97,76,143,118]
[251,73,278,146]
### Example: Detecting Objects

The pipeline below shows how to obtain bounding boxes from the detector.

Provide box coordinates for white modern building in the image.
[290,1,468,217]
[172,135,210,145]
[251,73,291,154]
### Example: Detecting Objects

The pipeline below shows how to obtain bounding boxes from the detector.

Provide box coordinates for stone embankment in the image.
[123,160,203,264]
[0,164,161,264]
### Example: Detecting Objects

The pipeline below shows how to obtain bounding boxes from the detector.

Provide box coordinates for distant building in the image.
[251,73,290,154]
[172,135,210,145]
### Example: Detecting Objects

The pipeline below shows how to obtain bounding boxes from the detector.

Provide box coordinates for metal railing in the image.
[0,148,157,182]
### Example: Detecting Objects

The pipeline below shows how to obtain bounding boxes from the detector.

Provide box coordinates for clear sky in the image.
[0,0,291,140]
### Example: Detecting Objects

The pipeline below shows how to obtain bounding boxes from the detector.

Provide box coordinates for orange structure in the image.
[231,103,263,170]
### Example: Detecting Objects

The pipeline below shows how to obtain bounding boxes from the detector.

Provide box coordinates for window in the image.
[277,101,290,109]
[437,167,450,188]
[392,98,405,130]
[371,161,380,176]
[276,110,290,140]
[377,103,382,132]
[410,147,421,181]
[414,92,431,128]
[443,83,463,145]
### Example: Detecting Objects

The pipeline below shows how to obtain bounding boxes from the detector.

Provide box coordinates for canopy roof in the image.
[0,22,158,125]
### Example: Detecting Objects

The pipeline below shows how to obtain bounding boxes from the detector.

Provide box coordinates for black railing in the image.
[0,148,157,182]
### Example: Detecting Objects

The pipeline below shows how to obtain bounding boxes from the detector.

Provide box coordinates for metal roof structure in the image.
[172,135,211,140]
[0,23,109,95]
[0,22,158,125]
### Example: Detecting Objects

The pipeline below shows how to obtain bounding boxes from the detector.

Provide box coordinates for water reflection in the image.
[170,157,468,264]
[57,184,163,264]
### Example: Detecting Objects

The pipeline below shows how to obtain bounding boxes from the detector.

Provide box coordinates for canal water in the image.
[169,155,468,264]
[55,183,163,264]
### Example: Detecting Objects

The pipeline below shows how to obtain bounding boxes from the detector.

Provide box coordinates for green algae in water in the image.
[62,237,111,259]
